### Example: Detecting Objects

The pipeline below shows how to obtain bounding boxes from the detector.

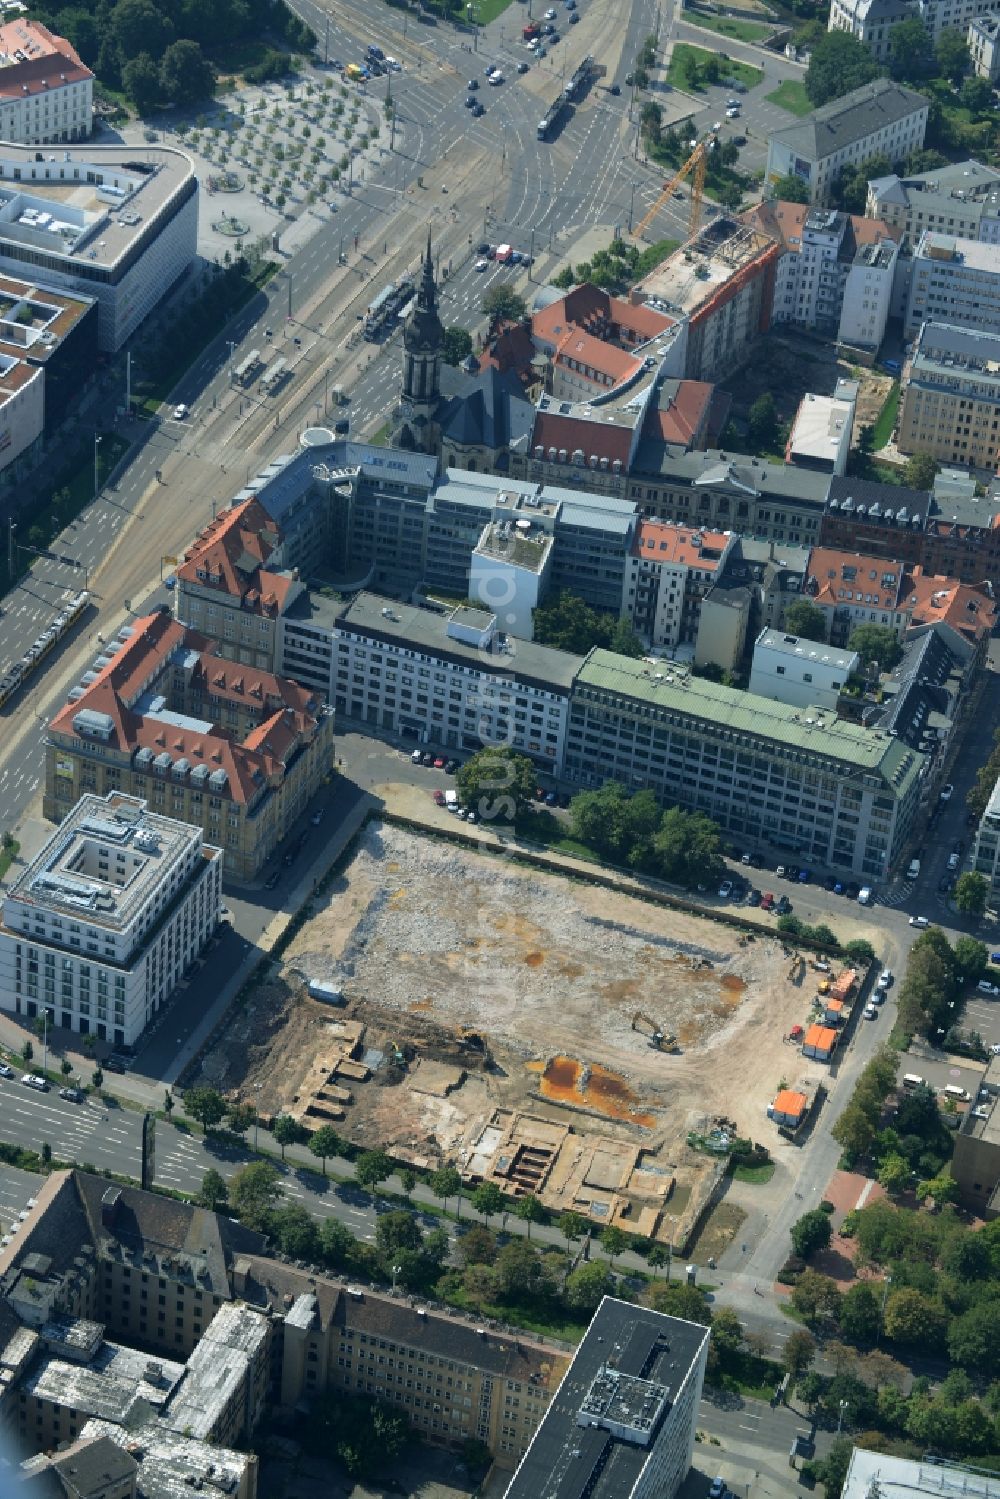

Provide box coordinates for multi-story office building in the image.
[564,650,926,877]
[905,230,1000,338]
[0,19,92,144]
[0,792,221,1048]
[819,474,1000,584]
[0,144,196,350]
[330,593,581,772]
[749,630,859,710]
[765,79,928,205]
[44,610,333,883]
[504,1298,709,1499]
[621,521,735,649]
[867,159,1000,249]
[898,321,1000,468]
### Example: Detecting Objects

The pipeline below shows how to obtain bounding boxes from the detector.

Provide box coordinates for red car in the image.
[433,790,445,806]
[761,891,775,911]
[433,756,446,769]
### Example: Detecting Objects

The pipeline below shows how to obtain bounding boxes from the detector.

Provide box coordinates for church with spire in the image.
[393,230,535,471]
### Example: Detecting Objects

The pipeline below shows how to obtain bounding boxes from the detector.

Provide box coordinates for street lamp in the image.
[836,1398,848,1436]
[391,1262,402,1294]
[93,432,102,501]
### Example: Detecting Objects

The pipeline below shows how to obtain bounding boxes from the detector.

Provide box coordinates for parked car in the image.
[909,915,930,928]
[420,751,434,766]
[433,756,446,769]
[104,1055,127,1073]
[545,791,558,806]
[444,759,459,774]
[517,60,529,72]
[0,1063,12,1079]
[710,1479,727,1499]
[433,790,446,806]
[21,1074,49,1091]
[557,792,570,808]
[467,810,478,824]
[798,868,810,883]
[940,784,954,801]
[468,77,479,89]
[878,970,894,989]
[465,94,477,108]
[475,258,488,270]
[311,809,325,826]
[775,865,785,878]
[173,403,188,420]
[978,980,1000,996]
[833,882,844,895]
[59,1086,83,1102]
[865,1003,878,1020]
[745,887,762,905]
[761,891,775,910]
[776,895,792,915]
[609,83,621,94]
[411,748,423,764]
[991,951,1000,964]
[718,879,733,899]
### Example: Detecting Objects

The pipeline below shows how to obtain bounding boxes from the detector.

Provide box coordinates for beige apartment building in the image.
[898,320,1000,469]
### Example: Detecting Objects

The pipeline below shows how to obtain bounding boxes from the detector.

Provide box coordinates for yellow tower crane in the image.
[632,135,711,242]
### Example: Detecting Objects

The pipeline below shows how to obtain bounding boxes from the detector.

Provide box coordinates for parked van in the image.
[444,789,458,808]
[902,1073,925,1090]
[858,886,873,905]
[907,858,921,880]
[943,1084,970,1102]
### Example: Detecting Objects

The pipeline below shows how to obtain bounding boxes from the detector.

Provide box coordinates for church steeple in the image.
[401,227,444,443]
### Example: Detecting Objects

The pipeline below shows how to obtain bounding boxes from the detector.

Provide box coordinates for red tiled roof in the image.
[805,547,906,611]
[632,520,730,567]
[553,327,641,387]
[176,499,291,616]
[530,410,632,466]
[532,283,673,351]
[480,320,537,381]
[646,381,714,447]
[903,570,997,641]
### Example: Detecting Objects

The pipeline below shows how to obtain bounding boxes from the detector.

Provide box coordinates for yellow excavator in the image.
[631,1011,679,1052]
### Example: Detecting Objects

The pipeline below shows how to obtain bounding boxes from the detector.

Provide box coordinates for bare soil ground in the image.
[190,823,817,1164]
[722,329,893,439]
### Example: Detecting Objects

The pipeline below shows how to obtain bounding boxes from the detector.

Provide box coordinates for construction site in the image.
[188,822,817,1248]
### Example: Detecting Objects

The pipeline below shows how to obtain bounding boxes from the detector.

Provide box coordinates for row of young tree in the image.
[894,925,992,1044]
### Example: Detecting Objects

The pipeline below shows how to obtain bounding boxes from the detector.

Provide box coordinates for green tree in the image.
[122,52,160,113]
[308,1124,341,1176]
[806,31,880,105]
[748,391,780,452]
[375,1210,423,1259]
[772,173,811,204]
[225,1102,257,1138]
[883,1286,946,1348]
[229,1160,281,1229]
[430,1165,463,1215]
[960,74,993,111]
[442,326,474,366]
[20,1040,31,1063]
[831,1105,876,1159]
[569,782,662,865]
[515,1193,545,1239]
[91,1066,103,1090]
[564,1261,616,1313]
[935,26,969,80]
[888,16,935,78]
[791,1269,841,1325]
[784,1327,817,1376]
[471,1180,505,1226]
[877,1151,911,1196]
[954,935,988,983]
[496,1238,551,1300]
[273,1113,307,1160]
[844,938,876,965]
[609,617,644,658]
[814,1438,853,1499]
[600,1225,627,1267]
[839,1281,881,1344]
[948,1301,1000,1375]
[954,871,989,917]
[320,1217,356,1269]
[560,1210,589,1245]
[183,1086,226,1133]
[653,805,725,888]
[904,451,938,489]
[533,589,614,653]
[60,1058,72,1079]
[159,39,215,106]
[791,1208,833,1260]
[783,599,828,642]
[110,0,175,61]
[458,1224,497,1266]
[847,622,902,672]
[355,1149,393,1196]
[274,1204,319,1260]
[198,1167,228,1211]
[456,746,535,822]
[482,282,528,325]
[710,1306,745,1359]
[646,1281,710,1323]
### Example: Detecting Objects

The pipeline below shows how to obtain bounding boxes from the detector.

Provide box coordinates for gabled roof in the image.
[645,379,714,447]
[805,546,906,610]
[438,365,534,449]
[530,409,633,465]
[903,571,997,642]
[176,497,293,615]
[553,326,643,386]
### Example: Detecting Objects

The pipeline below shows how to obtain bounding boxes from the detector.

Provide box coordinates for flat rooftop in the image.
[24,1341,185,1423]
[5,791,201,933]
[843,1450,1000,1499]
[916,231,1000,272]
[505,1298,708,1499]
[0,144,194,272]
[576,649,925,791]
[337,591,583,692]
[473,518,558,573]
[81,1417,254,1499]
[788,393,853,463]
[756,630,858,672]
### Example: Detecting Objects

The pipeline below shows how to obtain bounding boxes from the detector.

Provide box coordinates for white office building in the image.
[0,792,222,1049]
[905,230,1000,338]
[750,629,859,710]
[828,0,918,59]
[469,517,554,641]
[330,592,581,773]
[766,79,928,205]
[786,390,855,477]
[0,144,197,350]
[842,1451,1000,1499]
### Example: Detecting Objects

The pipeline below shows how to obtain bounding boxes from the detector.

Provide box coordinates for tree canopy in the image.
[772,173,811,204]
[532,589,643,657]
[805,30,882,105]
[847,622,903,672]
[455,746,536,821]
[783,599,828,642]
[888,16,935,79]
[442,326,474,367]
[482,282,528,325]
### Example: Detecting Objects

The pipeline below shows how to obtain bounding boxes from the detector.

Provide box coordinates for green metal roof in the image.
[574,650,925,795]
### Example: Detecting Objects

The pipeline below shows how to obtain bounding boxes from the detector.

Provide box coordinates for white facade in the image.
[469,519,553,641]
[621,526,735,650]
[749,629,859,709]
[919,0,1000,37]
[973,775,1000,895]
[0,20,93,144]
[331,593,578,772]
[0,792,221,1048]
[827,0,915,59]
[766,81,928,205]
[905,230,1000,338]
[0,354,43,471]
[839,237,898,349]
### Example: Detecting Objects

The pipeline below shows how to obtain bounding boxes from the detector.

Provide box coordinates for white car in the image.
[545,5,557,14]
[173,403,188,420]
[489,71,504,84]
[865,1003,878,1020]
[978,980,1000,996]
[878,970,893,989]
[726,106,740,118]
[909,915,930,928]
[410,748,423,764]
[939,783,954,802]
[21,1074,49,1091]
[475,258,488,271]
[991,1044,1000,1056]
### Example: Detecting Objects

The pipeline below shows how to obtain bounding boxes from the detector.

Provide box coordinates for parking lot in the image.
[964,994,1000,1051]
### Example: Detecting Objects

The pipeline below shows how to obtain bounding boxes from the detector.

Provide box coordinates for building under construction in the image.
[631,216,781,382]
